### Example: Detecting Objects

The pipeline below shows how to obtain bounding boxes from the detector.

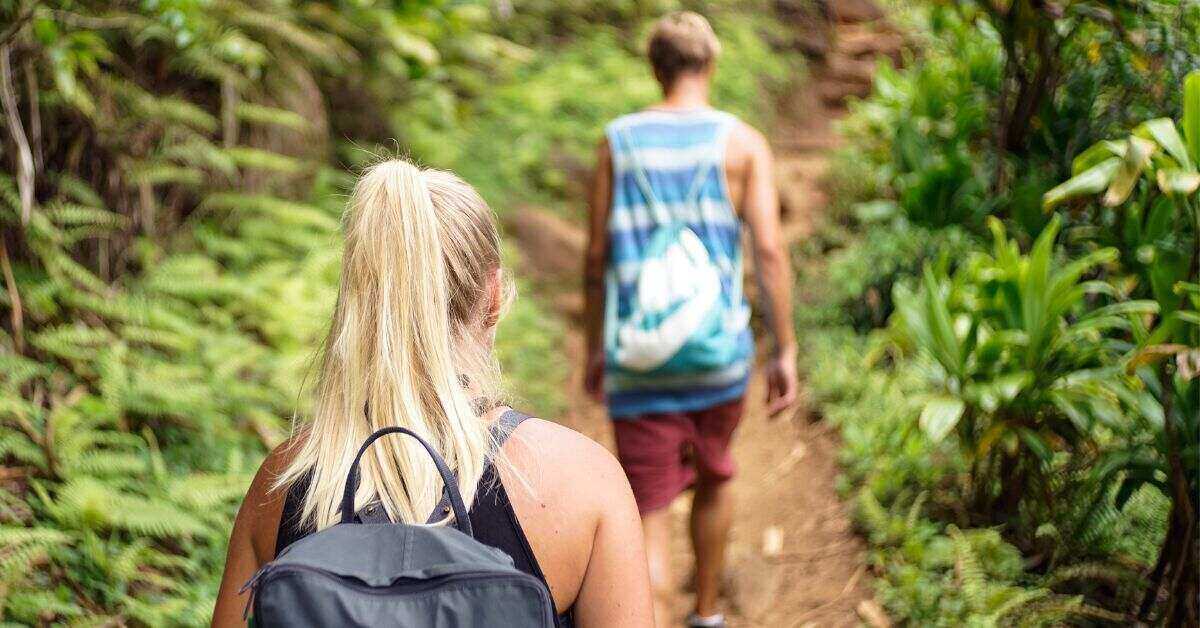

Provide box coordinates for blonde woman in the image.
[212,160,654,627]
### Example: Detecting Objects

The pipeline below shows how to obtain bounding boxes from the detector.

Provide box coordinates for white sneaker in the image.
[685,612,726,628]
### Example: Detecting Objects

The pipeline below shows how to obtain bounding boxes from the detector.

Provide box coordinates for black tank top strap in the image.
[274,467,312,555]
[272,410,574,627]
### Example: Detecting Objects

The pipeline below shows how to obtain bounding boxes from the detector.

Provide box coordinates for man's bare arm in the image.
[736,124,798,415]
[738,125,795,356]
[582,138,612,398]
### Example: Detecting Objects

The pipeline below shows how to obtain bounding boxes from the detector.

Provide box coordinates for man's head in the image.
[647,11,720,90]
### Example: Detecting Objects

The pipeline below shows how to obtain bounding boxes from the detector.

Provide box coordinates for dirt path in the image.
[506,11,903,626]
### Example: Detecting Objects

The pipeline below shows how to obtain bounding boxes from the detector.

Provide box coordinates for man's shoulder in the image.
[725,118,771,163]
[604,111,645,134]
[606,108,742,131]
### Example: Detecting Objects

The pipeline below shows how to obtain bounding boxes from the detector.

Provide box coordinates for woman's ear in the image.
[484,267,503,331]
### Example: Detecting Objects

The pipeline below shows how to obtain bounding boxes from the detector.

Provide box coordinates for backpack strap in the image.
[355,409,532,526]
[617,126,673,226]
[342,425,473,537]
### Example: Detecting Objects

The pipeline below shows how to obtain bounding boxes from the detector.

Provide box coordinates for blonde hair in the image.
[275,159,508,530]
[647,11,721,87]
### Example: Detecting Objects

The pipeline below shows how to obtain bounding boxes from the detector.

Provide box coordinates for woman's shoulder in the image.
[240,434,306,561]
[496,416,632,611]
[500,416,629,519]
[506,417,623,479]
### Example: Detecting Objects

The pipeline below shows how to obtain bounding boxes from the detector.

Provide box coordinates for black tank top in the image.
[274,417,576,627]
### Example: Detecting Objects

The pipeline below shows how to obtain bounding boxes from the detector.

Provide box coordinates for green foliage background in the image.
[0,0,800,623]
[804,2,1199,624]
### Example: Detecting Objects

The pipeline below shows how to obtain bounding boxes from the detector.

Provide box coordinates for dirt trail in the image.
[506,10,903,626]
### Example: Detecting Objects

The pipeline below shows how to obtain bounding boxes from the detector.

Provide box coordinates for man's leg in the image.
[690,477,733,618]
[643,507,675,628]
[612,413,694,627]
[687,397,745,621]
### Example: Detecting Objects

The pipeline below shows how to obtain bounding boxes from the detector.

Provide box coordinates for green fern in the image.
[224,147,308,174]
[948,526,989,612]
[235,102,311,130]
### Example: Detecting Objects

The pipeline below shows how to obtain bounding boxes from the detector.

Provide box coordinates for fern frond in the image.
[0,354,48,387]
[126,160,206,187]
[0,431,46,469]
[161,135,238,176]
[235,102,311,131]
[200,192,338,231]
[63,451,148,478]
[224,146,306,174]
[948,525,988,612]
[136,94,219,133]
[1042,560,1144,590]
[29,325,114,362]
[988,587,1050,624]
[230,6,353,66]
[51,174,105,208]
[53,479,209,538]
[0,525,71,548]
[167,473,251,510]
[120,325,198,352]
[2,590,82,622]
[43,204,127,231]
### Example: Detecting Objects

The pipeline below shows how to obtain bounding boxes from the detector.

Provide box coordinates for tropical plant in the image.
[1043,69,1200,626]
[810,3,1197,624]
[885,216,1160,552]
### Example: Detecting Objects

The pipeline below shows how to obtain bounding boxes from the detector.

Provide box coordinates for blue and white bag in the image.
[604,128,750,376]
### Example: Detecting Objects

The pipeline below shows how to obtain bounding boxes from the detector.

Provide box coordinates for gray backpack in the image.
[241,422,556,627]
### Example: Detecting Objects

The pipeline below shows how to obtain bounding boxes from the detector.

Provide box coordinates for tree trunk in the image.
[1139,363,1199,625]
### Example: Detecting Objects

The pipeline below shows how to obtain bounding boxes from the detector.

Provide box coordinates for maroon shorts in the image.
[612,397,745,514]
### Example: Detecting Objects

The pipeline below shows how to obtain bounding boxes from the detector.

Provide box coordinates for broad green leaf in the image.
[921,267,964,377]
[1126,343,1191,372]
[1144,196,1178,240]
[1080,300,1160,320]
[968,372,1031,412]
[1184,70,1200,166]
[919,396,965,443]
[1104,136,1158,207]
[1047,247,1118,303]
[1156,168,1200,196]
[1071,140,1124,175]
[852,200,899,223]
[1043,157,1120,209]
[1135,118,1192,170]
[1023,217,1060,365]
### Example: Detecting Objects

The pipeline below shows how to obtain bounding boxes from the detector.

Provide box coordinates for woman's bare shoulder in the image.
[507,418,623,480]
[497,416,631,611]
[500,417,629,516]
[240,435,306,561]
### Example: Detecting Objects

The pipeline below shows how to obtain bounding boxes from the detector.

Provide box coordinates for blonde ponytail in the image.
[275,159,508,530]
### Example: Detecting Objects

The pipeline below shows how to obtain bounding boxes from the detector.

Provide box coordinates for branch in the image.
[48,9,141,31]
[0,44,34,225]
[0,3,37,49]
[22,56,40,171]
[0,237,23,354]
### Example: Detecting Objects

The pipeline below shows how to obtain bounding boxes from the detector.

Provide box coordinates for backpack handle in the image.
[340,426,473,537]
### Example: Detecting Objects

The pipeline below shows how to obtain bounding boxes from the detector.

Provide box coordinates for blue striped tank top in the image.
[603,108,753,419]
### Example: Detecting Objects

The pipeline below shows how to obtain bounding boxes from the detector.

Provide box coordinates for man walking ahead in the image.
[583,11,798,628]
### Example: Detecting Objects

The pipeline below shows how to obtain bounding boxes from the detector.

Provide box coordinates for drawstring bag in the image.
[604,127,750,375]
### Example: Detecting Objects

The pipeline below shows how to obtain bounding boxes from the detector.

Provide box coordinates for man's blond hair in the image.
[647,11,721,87]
